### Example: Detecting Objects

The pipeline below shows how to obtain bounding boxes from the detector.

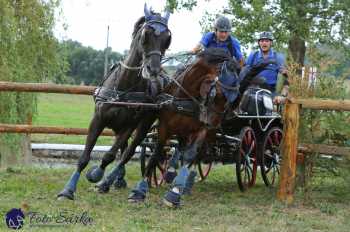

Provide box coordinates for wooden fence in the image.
[1,81,350,204]
[277,98,350,204]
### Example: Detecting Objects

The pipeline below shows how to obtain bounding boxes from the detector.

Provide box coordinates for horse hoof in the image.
[163,190,181,208]
[113,179,127,189]
[96,183,110,193]
[128,191,145,203]
[57,189,74,200]
[164,170,177,184]
[85,166,104,183]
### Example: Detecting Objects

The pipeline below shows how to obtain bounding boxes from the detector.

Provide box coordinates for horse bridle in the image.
[142,20,171,70]
[118,19,171,72]
[168,70,230,118]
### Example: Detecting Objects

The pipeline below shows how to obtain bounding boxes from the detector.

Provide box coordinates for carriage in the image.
[139,81,284,192]
[58,6,284,206]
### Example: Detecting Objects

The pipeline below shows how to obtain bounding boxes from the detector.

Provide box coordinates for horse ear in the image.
[163,11,170,23]
[144,3,151,19]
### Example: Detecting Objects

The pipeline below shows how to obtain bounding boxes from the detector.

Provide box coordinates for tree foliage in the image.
[0,0,65,153]
[166,0,350,65]
[60,40,123,85]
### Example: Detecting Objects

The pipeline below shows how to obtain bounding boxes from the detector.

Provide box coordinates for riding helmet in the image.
[214,16,231,32]
[258,31,273,41]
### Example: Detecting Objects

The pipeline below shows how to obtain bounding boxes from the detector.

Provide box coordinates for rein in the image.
[167,74,202,107]
[205,78,231,116]
[119,61,143,70]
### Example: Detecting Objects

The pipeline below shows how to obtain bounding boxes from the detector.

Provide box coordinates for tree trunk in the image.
[288,35,306,66]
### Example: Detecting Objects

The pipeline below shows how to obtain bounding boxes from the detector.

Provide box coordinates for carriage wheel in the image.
[261,127,283,187]
[236,126,258,192]
[197,160,212,181]
[196,142,213,181]
[140,145,167,187]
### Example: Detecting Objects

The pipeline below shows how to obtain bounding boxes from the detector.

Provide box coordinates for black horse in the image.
[57,4,172,200]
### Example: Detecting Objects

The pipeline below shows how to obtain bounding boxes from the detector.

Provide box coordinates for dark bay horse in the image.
[127,48,240,207]
[57,5,172,200]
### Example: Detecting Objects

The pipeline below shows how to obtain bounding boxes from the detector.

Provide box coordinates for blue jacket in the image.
[246,49,285,86]
[200,32,243,62]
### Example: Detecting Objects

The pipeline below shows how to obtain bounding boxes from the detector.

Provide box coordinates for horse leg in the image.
[85,128,133,183]
[128,118,165,203]
[127,142,163,203]
[98,116,156,194]
[94,128,134,193]
[57,114,105,200]
[163,129,207,207]
[112,140,129,189]
[163,139,186,184]
[163,147,180,184]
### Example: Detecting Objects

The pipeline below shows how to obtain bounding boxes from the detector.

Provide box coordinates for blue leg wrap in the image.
[164,170,177,184]
[65,171,80,192]
[163,189,181,207]
[168,149,180,169]
[105,164,125,186]
[128,179,149,201]
[172,166,189,193]
[183,144,197,163]
[85,165,104,183]
[113,166,127,189]
[183,170,197,195]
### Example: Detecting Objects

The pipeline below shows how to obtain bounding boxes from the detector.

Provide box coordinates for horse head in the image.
[197,48,240,127]
[130,4,171,81]
[173,48,240,128]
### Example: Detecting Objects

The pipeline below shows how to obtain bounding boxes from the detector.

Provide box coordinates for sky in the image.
[55,0,228,54]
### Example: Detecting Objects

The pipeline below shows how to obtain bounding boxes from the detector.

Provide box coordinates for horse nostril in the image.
[146,64,152,71]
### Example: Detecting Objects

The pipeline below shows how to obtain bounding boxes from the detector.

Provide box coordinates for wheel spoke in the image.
[273,131,281,145]
[245,131,252,145]
[246,166,251,184]
[267,136,273,146]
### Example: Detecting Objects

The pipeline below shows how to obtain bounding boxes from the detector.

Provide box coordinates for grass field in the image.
[32,93,114,145]
[0,163,349,231]
[4,92,350,231]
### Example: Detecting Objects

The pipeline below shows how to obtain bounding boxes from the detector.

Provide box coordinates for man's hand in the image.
[280,68,288,76]
[281,85,289,97]
[273,95,286,104]
[191,44,204,54]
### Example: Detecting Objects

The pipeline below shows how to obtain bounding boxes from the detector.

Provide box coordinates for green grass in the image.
[346,79,350,98]
[32,93,114,145]
[0,163,349,231]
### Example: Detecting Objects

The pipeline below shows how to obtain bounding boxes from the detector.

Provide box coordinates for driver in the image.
[245,31,289,103]
[192,16,244,67]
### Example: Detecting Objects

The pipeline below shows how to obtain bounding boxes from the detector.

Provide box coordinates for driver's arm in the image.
[191,43,204,54]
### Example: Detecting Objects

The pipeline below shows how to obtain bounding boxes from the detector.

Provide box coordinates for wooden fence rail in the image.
[291,98,350,111]
[1,81,349,204]
[0,123,114,136]
[277,98,350,204]
[0,81,95,95]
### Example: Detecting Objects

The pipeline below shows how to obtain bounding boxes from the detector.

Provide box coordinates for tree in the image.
[0,0,65,162]
[166,0,350,66]
[61,40,123,85]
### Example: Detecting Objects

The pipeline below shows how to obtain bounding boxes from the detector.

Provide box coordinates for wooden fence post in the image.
[277,103,300,204]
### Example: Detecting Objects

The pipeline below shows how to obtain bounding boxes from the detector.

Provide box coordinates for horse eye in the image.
[141,28,153,46]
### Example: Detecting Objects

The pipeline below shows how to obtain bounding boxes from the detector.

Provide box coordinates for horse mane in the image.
[132,16,145,38]
[198,47,240,71]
